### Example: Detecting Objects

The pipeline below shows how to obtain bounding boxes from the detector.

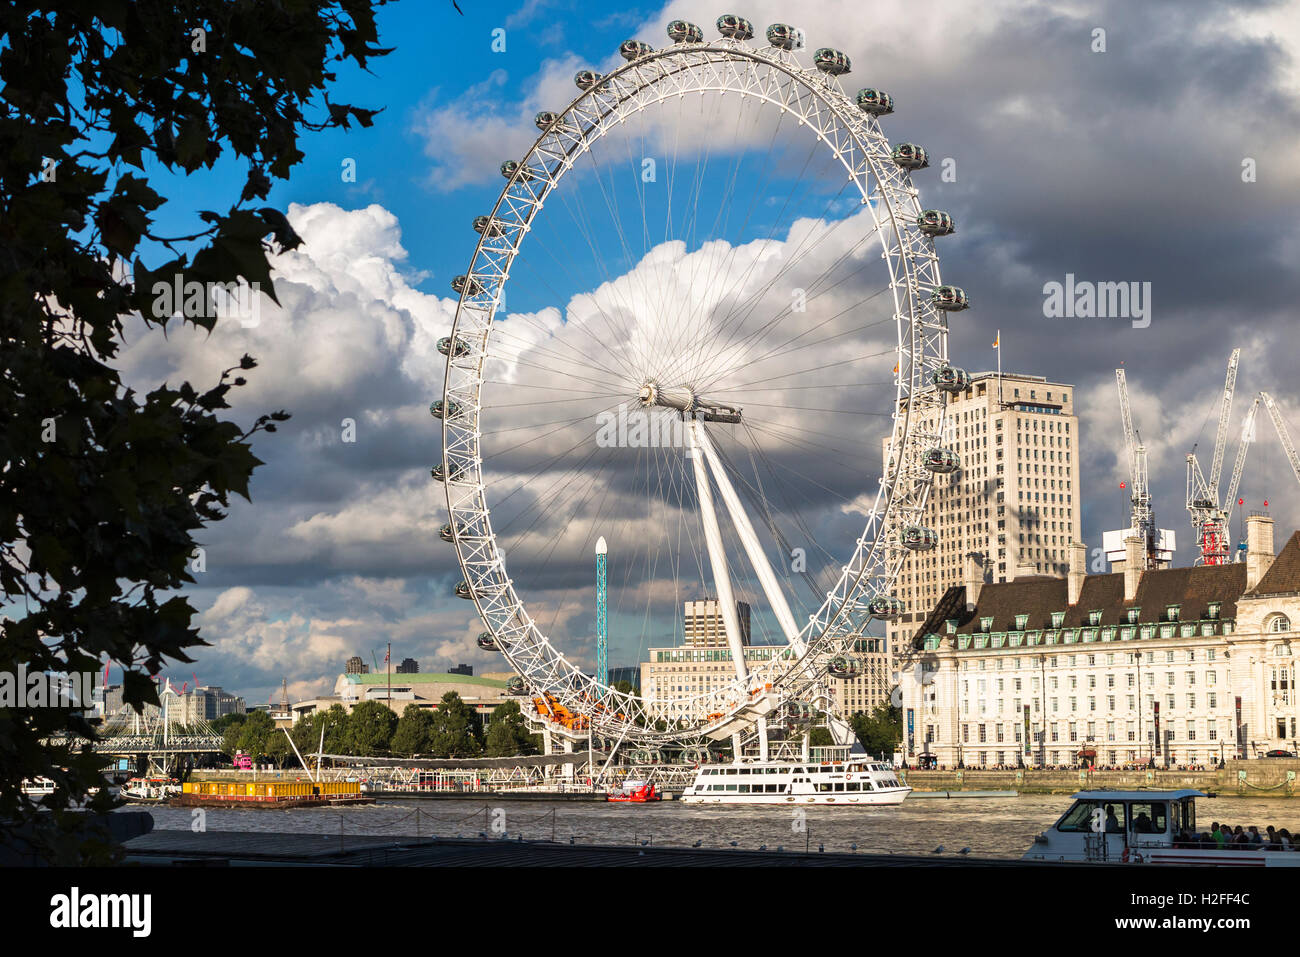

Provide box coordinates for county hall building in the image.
[899,514,1299,768]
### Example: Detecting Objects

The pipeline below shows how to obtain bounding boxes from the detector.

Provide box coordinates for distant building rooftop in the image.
[339,672,507,689]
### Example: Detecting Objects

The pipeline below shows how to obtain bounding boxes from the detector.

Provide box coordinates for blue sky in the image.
[144,1,662,295]
[65,0,1300,705]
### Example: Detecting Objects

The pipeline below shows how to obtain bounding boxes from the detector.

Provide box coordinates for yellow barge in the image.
[174,779,372,808]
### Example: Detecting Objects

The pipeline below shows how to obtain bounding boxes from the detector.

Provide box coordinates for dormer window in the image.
[1126,607,1140,624]
[1051,611,1065,628]
[1014,614,1028,631]
[1088,609,1102,626]
[1207,602,1221,620]
[980,617,993,634]
[945,619,958,635]
[1165,604,1180,622]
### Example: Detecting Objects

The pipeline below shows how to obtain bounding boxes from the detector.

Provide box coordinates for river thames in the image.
[127,794,1300,859]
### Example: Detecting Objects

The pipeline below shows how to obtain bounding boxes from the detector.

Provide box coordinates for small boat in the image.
[120,777,181,802]
[1024,789,1300,866]
[681,759,910,806]
[606,779,660,803]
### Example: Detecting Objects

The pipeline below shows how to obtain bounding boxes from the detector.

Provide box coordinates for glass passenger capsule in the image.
[574,70,601,91]
[924,447,961,474]
[917,209,955,236]
[450,275,483,296]
[476,631,497,651]
[766,22,799,49]
[500,160,534,181]
[534,110,568,132]
[892,142,929,170]
[902,525,939,551]
[680,745,710,765]
[506,676,528,696]
[930,285,969,311]
[814,48,851,75]
[620,39,652,60]
[855,88,893,115]
[716,14,754,39]
[785,700,815,720]
[667,19,703,43]
[430,463,465,483]
[828,656,860,679]
[437,335,471,358]
[429,399,462,420]
[931,364,971,393]
[868,594,905,620]
[472,215,502,238]
[455,580,475,600]
[439,523,456,543]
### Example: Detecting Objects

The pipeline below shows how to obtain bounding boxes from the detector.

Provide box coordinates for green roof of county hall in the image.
[342,672,507,688]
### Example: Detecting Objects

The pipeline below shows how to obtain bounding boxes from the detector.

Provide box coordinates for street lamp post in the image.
[1039,654,1048,768]
[1132,651,1143,766]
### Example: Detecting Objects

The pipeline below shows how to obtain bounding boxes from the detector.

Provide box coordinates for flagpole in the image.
[996,328,1003,407]
[386,642,391,713]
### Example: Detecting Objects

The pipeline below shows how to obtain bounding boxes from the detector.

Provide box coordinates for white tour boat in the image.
[1024,789,1300,866]
[681,758,911,806]
[20,778,56,799]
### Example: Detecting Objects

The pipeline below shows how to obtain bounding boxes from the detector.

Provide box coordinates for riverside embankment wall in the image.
[898,759,1300,797]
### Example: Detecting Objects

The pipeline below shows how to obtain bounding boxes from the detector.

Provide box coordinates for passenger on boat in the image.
[1248,826,1263,844]
[1211,822,1226,848]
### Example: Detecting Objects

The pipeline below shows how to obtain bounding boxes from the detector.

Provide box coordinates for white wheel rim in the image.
[440,35,956,745]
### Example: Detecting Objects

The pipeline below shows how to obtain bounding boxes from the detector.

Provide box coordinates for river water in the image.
[128,794,1300,859]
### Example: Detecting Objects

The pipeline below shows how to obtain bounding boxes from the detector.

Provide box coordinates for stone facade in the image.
[900,515,1299,768]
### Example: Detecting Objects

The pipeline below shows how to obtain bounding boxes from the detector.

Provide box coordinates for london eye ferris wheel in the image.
[433,14,970,752]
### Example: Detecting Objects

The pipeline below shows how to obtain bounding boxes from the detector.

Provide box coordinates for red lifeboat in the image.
[606,779,660,803]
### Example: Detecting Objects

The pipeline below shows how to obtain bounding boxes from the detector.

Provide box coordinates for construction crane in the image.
[1116,368,1156,564]
[1185,350,1240,564]
[1260,392,1300,488]
[1223,395,1260,529]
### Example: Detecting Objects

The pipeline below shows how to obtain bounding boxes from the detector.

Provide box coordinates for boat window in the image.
[863,780,874,790]
[817,783,832,792]
[834,782,845,792]
[1056,800,1097,832]
[1129,802,1167,834]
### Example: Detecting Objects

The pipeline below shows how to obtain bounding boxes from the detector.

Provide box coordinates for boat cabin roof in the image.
[1071,789,1204,801]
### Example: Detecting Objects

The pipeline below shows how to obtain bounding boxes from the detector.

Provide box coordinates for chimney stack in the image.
[964,552,986,612]
[1246,513,1275,591]
[1123,536,1143,602]
[1067,541,1087,606]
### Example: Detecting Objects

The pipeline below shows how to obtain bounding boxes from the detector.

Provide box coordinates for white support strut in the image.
[692,421,806,655]
[687,420,749,682]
